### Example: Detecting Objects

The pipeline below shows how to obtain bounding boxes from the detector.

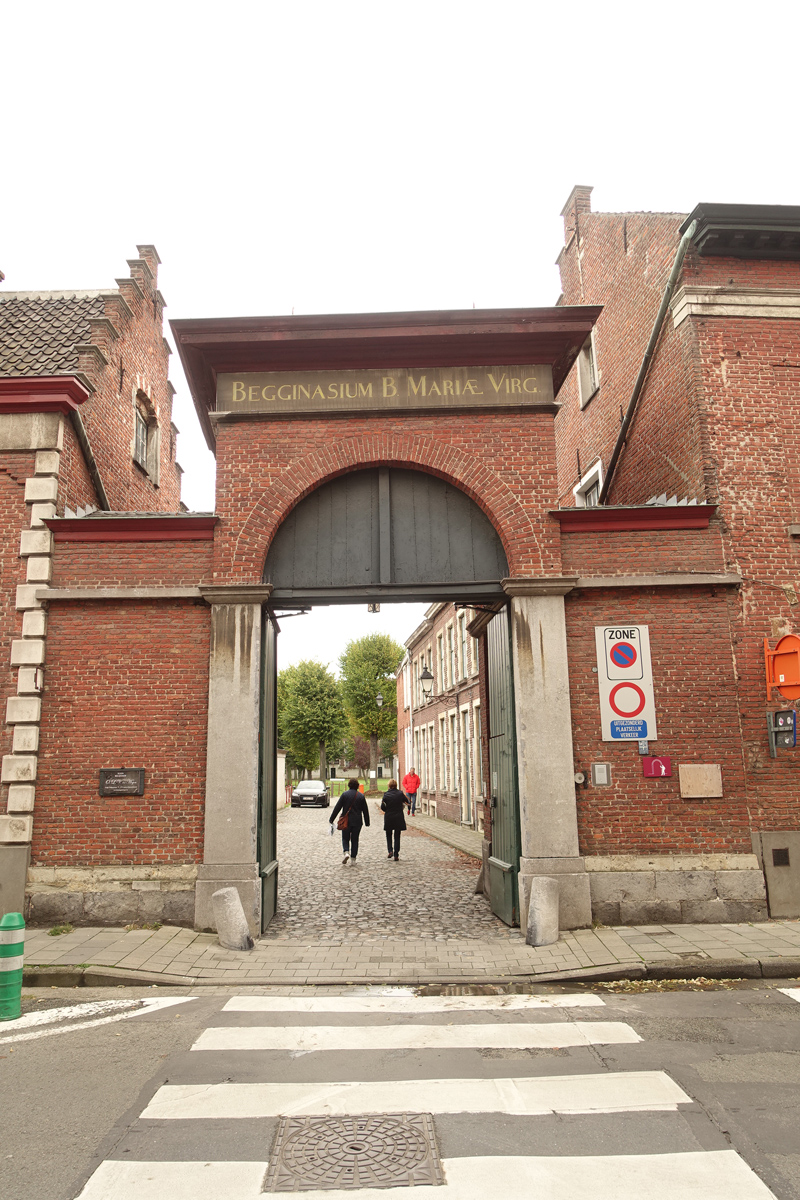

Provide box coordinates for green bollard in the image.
[0,911,25,1021]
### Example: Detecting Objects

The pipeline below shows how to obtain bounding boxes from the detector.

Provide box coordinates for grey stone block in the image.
[680,898,768,924]
[591,900,620,926]
[619,900,682,925]
[27,891,84,925]
[0,844,30,915]
[715,870,767,901]
[654,871,715,902]
[760,957,800,978]
[161,891,195,926]
[84,891,139,925]
[138,891,168,921]
[589,871,656,904]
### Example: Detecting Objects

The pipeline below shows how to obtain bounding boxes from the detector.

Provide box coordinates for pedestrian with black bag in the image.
[329,778,370,866]
[381,779,410,862]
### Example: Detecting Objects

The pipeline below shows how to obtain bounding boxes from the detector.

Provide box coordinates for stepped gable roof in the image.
[0,291,105,377]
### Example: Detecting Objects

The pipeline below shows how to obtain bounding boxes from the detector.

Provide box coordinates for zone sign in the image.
[594,625,658,742]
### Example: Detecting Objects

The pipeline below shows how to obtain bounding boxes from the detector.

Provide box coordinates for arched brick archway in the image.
[219,431,550,586]
[173,308,599,938]
[213,424,562,585]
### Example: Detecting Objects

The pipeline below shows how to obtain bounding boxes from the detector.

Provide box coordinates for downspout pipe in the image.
[69,410,111,511]
[598,218,697,505]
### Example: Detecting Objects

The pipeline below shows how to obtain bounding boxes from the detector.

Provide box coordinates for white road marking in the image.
[223,992,605,1012]
[3,998,142,1030]
[778,987,800,1003]
[75,1159,267,1199]
[141,1069,689,1120]
[73,1152,775,1199]
[0,996,195,1045]
[191,1020,641,1052]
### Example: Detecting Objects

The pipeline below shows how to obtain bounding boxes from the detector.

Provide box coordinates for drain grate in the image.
[264,1113,445,1191]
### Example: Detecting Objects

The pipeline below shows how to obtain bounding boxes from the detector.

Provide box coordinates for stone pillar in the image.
[504,579,591,930]
[195,587,272,936]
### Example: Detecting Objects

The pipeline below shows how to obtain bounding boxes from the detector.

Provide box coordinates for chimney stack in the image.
[560,185,593,244]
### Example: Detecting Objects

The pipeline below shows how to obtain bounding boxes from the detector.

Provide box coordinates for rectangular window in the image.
[573,459,604,508]
[412,660,418,711]
[437,634,445,694]
[447,624,456,685]
[449,712,458,790]
[578,332,599,408]
[474,702,484,793]
[440,719,446,791]
[133,410,148,469]
[472,635,479,675]
[459,613,468,678]
[460,708,472,822]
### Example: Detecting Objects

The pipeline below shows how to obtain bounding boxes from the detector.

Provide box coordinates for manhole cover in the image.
[264,1113,445,1191]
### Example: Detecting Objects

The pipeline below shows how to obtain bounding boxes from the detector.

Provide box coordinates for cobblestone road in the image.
[267,803,524,942]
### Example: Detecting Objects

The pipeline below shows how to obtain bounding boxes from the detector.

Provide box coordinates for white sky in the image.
[2,1,795,669]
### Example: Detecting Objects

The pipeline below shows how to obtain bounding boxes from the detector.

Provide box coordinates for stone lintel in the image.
[200,585,273,605]
[574,573,741,589]
[36,587,203,603]
[503,577,578,597]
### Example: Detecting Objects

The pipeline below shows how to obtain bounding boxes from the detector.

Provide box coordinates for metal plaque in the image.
[217,364,553,416]
[98,768,145,797]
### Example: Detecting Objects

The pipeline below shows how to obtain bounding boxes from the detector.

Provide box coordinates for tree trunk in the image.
[319,740,327,781]
[368,733,379,794]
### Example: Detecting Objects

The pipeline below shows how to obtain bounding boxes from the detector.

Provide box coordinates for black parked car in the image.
[291,780,330,807]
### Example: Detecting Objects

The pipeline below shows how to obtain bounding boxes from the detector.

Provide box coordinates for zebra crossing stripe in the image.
[778,987,800,1003]
[222,992,605,1013]
[141,1069,690,1120]
[191,1020,641,1052]
[74,1151,776,1200]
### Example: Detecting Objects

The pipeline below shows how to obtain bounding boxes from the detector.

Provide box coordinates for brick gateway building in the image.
[2,195,799,934]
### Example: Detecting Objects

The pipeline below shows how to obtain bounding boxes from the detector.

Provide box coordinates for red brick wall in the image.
[560,524,726,577]
[33,599,209,865]
[566,585,749,854]
[212,414,564,583]
[58,419,100,515]
[51,539,213,588]
[555,211,693,506]
[73,254,182,515]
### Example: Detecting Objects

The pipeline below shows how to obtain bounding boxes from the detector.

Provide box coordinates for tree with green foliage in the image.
[278,661,346,779]
[339,633,404,791]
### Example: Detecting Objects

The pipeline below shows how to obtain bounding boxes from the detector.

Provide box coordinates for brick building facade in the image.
[2,196,799,935]
[398,603,486,828]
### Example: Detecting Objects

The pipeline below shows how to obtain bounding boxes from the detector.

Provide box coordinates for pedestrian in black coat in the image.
[381,780,410,861]
[329,779,370,865]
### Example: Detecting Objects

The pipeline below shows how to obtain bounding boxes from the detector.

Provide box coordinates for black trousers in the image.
[385,829,401,857]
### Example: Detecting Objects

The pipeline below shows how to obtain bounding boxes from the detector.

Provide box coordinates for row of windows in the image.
[409,611,479,710]
[412,702,484,824]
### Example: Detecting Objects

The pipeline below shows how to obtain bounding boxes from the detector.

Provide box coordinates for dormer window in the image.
[574,459,603,508]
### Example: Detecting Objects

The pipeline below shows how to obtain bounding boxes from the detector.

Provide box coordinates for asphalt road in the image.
[1,978,799,1199]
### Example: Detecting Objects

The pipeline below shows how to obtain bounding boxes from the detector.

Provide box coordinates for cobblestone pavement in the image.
[265,803,523,943]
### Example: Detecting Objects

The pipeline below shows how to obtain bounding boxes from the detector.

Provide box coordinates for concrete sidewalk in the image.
[21,917,800,987]
[411,812,483,858]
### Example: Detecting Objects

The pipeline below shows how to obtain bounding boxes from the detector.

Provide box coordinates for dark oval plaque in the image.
[99,769,145,797]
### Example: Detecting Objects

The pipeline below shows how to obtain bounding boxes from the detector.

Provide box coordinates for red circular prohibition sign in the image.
[608,682,646,718]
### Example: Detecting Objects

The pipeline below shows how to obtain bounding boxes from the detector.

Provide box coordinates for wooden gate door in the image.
[485,606,521,926]
[258,610,278,932]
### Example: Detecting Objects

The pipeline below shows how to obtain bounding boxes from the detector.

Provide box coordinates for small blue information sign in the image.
[610,719,648,740]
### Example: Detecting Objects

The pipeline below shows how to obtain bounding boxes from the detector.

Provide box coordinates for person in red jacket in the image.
[402,768,421,815]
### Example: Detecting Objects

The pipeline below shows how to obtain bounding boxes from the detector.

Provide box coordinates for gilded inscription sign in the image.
[216,365,553,415]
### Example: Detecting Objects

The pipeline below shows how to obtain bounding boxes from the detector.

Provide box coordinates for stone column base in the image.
[195,863,261,936]
[0,843,30,916]
[519,857,592,931]
[585,854,768,924]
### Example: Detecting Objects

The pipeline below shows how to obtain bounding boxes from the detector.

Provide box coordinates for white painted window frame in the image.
[573,458,604,508]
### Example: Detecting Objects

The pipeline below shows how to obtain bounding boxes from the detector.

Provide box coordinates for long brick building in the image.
[0,194,798,936]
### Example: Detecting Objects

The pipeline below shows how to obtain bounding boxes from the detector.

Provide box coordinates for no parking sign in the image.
[594,625,658,741]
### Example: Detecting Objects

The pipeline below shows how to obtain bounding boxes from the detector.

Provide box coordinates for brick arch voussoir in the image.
[232,434,541,580]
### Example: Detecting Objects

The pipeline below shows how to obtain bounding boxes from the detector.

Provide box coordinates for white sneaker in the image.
[342,853,349,865]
